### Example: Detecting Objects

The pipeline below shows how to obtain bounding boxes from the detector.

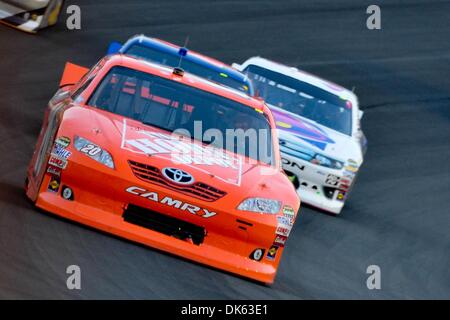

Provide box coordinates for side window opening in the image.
[71,76,94,102]
[70,59,106,101]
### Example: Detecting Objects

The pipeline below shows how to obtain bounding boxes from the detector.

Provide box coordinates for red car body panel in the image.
[25,55,300,284]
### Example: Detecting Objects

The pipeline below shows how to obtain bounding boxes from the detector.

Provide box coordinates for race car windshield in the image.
[245,65,352,136]
[88,66,274,165]
[124,44,251,95]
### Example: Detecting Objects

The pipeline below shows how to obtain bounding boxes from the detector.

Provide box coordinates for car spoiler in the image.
[59,62,89,88]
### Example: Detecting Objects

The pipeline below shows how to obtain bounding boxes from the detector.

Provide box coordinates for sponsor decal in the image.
[337,191,346,201]
[276,215,293,239]
[339,176,352,190]
[48,175,60,193]
[282,205,295,220]
[62,186,74,200]
[56,136,71,148]
[47,166,62,177]
[271,108,335,151]
[250,248,264,261]
[277,216,293,226]
[343,171,355,179]
[344,165,358,173]
[79,142,102,156]
[48,155,67,169]
[273,235,287,247]
[276,224,292,237]
[266,245,279,260]
[121,120,243,186]
[325,174,340,186]
[123,128,239,168]
[126,186,216,218]
[344,159,359,173]
[52,144,72,159]
[162,167,195,185]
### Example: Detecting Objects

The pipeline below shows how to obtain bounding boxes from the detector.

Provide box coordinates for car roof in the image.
[242,56,358,105]
[102,55,271,116]
[119,35,251,88]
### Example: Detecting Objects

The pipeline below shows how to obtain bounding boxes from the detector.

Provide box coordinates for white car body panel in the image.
[234,57,367,214]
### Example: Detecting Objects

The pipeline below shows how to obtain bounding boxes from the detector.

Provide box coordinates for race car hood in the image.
[64,106,282,193]
[269,105,363,165]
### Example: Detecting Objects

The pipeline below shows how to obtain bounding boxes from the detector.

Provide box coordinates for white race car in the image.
[233,57,367,214]
[0,0,63,33]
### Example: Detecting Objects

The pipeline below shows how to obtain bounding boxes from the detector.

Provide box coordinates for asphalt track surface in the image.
[0,0,449,299]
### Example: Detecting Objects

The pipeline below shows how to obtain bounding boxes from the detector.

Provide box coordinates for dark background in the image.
[0,0,449,299]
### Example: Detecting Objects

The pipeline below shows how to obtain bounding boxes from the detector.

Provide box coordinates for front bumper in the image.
[33,155,283,284]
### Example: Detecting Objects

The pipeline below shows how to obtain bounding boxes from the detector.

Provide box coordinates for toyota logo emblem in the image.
[162,167,195,185]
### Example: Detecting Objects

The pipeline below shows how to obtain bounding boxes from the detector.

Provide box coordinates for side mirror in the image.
[107,41,123,55]
[59,62,89,88]
[358,110,364,120]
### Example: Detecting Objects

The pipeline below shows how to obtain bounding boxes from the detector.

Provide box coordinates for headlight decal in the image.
[237,198,281,214]
[74,136,115,169]
[311,153,344,170]
[280,139,344,170]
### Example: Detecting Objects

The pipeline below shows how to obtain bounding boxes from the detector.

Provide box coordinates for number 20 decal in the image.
[80,144,101,156]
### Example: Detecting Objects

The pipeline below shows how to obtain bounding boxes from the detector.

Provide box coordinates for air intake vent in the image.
[123,204,206,245]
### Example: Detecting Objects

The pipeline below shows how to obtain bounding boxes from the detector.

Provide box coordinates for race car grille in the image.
[123,204,205,245]
[128,160,226,202]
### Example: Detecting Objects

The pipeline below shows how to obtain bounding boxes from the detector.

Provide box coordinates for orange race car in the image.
[25,54,300,284]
